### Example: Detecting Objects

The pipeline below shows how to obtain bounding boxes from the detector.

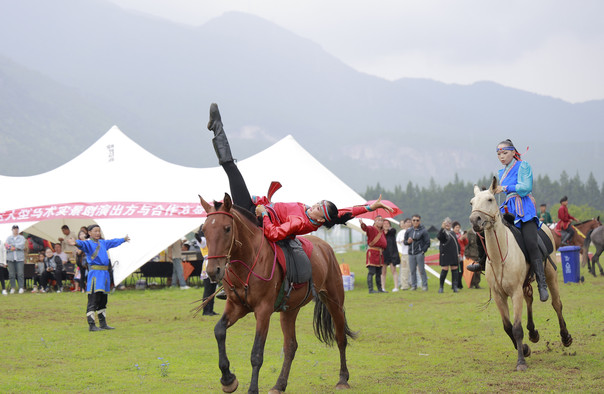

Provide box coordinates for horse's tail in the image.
[313,290,357,346]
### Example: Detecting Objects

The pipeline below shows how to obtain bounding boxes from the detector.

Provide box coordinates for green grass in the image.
[1,250,602,393]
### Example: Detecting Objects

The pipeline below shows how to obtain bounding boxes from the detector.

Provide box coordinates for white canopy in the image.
[0,126,366,284]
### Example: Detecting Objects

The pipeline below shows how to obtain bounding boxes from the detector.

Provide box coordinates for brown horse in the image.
[551,217,601,266]
[470,177,572,371]
[199,193,355,393]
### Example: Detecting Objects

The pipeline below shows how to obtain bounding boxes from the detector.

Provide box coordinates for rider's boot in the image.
[532,258,549,302]
[207,103,234,165]
[560,231,570,246]
[467,254,486,273]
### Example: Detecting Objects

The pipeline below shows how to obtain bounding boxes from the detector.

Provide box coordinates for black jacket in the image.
[437,228,460,266]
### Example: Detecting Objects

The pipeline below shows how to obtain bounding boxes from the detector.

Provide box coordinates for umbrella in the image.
[355,200,402,220]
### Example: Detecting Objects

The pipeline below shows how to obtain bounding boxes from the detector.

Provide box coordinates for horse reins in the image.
[205,210,279,310]
[472,207,509,288]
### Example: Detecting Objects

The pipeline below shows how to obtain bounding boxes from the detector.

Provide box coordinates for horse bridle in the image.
[205,211,237,263]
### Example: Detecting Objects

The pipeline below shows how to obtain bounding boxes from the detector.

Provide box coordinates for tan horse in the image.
[199,193,355,393]
[469,177,572,371]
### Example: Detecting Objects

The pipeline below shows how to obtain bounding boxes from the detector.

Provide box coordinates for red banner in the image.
[0,202,207,223]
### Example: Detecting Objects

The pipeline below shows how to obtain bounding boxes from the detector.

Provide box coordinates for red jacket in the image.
[556,205,577,230]
[361,222,387,267]
[254,196,370,242]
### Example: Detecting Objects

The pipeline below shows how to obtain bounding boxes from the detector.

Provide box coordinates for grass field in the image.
[1,250,603,393]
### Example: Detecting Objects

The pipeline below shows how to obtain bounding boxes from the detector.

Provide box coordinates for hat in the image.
[12,225,19,229]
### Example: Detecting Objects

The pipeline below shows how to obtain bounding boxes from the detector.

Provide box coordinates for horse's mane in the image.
[213,201,261,227]
[576,218,597,226]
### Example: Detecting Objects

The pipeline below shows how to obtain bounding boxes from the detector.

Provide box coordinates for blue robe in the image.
[498,159,538,228]
[76,238,126,293]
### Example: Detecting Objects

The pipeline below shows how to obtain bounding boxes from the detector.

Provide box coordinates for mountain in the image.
[0,0,602,191]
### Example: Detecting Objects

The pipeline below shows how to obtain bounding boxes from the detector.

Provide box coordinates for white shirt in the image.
[396,230,409,255]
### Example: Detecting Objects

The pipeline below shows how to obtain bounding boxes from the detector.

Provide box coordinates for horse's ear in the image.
[198,195,214,214]
[223,193,233,211]
[488,176,498,194]
[473,185,481,196]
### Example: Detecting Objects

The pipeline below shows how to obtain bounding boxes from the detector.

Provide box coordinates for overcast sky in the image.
[108,0,604,103]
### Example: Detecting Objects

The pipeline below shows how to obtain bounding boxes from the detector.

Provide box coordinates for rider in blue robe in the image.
[497,141,548,302]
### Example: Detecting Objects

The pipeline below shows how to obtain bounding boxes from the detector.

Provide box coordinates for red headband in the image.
[320,201,332,221]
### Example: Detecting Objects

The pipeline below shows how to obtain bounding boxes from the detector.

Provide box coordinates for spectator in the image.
[58,225,78,263]
[360,216,388,294]
[198,233,219,316]
[168,238,190,289]
[396,218,412,290]
[538,204,553,225]
[452,221,467,290]
[41,247,63,293]
[53,243,67,290]
[403,215,430,291]
[32,252,45,293]
[382,220,401,292]
[0,239,7,295]
[557,196,577,246]
[68,224,130,331]
[463,228,483,289]
[74,230,89,292]
[5,225,26,294]
[437,218,461,293]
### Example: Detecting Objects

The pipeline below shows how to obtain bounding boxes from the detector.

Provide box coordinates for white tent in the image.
[0,126,366,285]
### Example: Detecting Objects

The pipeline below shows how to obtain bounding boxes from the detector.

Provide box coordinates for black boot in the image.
[207,103,234,165]
[438,269,447,293]
[467,255,486,272]
[451,269,459,293]
[560,231,570,246]
[88,314,101,332]
[532,258,549,302]
[367,274,377,294]
[98,311,115,330]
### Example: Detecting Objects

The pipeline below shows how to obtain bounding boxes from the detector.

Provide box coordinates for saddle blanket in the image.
[272,237,314,285]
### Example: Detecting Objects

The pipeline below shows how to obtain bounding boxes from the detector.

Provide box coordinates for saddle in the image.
[502,213,556,270]
[272,237,315,311]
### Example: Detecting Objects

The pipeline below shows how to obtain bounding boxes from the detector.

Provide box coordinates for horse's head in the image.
[469,176,500,232]
[199,193,235,283]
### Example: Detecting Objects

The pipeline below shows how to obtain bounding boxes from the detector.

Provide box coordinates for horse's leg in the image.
[545,261,573,347]
[511,289,529,371]
[214,309,244,393]
[492,293,516,349]
[270,308,301,394]
[248,306,273,394]
[323,292,353,389]
[594,246,604,276]
[523,284,539,343]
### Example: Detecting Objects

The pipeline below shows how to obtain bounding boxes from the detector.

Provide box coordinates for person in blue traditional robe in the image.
[69,224,130,331]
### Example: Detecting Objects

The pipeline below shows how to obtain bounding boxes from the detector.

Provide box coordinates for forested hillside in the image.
[365,172,604,228]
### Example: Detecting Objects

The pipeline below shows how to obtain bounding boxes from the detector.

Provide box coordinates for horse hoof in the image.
[222,378,239,393]
[516,363,528,372]
[562,335,573,347]
[335,382,351,390]
[529,330,540,343]
[523,344,531,357]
